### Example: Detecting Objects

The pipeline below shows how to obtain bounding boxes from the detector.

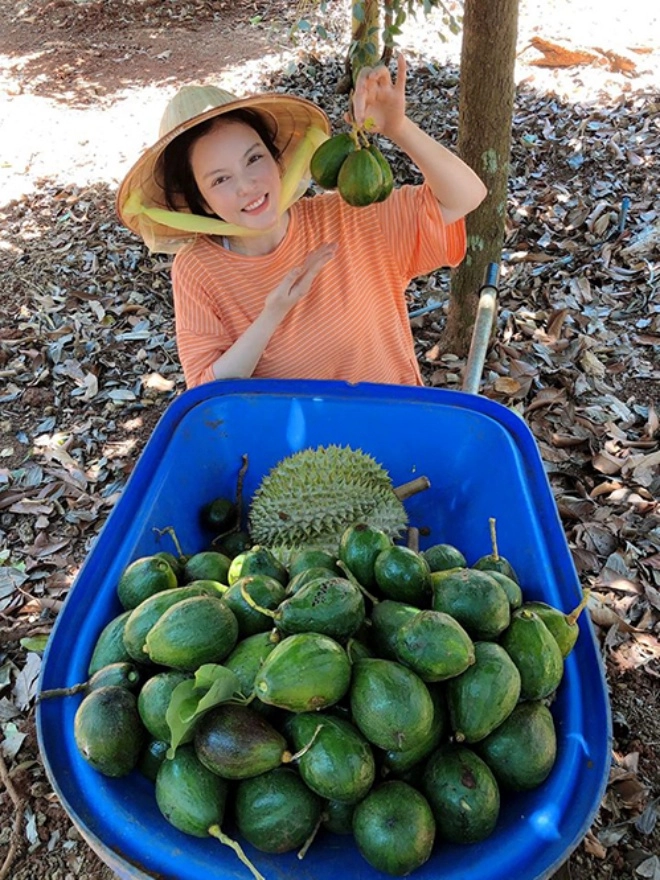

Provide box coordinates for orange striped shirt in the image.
[172,184,466,388]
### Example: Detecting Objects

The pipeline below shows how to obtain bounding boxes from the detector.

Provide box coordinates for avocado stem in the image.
[289,723,325,762]
[37,682,88,700]
[210,472,247,545]
[297,814,323,860]
[346,638,362,664]
[210,525,238,547]
[393,476,431,501]
[239,582,277,620]
[566,589,591,627]
[235,453,249,526]
[489,517,500,561]
[336,561,380,605]
[208,825,265,880]
[268,628,281,645]
[348,123,361,150]
[152,525,185,559]
[407,527,420,553]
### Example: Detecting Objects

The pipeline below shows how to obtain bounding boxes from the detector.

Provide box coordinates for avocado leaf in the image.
[166,664,241,758]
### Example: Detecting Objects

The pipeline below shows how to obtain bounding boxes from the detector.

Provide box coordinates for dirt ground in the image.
[1,1,659,879]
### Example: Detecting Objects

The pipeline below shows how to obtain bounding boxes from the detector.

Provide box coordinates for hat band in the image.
[122,125,328,239]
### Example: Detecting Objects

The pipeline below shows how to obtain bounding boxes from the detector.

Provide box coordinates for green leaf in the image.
[194,663,233,691]
[20,635,50,655]
[166,664,241,758]
[352,2,364,22]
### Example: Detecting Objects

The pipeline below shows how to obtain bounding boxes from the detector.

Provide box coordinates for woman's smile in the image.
[242,193,269,214]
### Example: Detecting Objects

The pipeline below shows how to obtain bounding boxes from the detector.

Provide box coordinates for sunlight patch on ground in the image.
[0,50,304,205]
[0,1,658,206]
[1,85,164,203]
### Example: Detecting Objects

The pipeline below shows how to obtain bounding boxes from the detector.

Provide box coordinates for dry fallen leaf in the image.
[493,376,522,394]
[583,829,608,859]
[588,593,640,632]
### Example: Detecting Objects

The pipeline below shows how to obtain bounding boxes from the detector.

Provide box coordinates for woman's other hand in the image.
[264,242,338,317]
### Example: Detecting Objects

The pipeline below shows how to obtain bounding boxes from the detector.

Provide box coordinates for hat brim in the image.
[116,92,330,253]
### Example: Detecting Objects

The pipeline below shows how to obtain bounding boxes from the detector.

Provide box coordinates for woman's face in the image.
[190,119,282,229]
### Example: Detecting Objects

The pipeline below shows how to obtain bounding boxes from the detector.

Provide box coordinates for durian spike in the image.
[393,476,431,501]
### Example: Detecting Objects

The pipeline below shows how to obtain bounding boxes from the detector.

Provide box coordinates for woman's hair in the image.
[161,108,281,216]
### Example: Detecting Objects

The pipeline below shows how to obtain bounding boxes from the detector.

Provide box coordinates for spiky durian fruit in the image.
[248,445,407,556]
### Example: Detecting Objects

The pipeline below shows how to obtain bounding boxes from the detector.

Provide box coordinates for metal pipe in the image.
[462,262,500,395]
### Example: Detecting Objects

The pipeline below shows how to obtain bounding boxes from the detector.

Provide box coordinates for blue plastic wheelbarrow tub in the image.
[37,379,612,880]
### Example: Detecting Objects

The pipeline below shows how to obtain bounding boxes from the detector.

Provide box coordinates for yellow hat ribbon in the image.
[123,125,328,238]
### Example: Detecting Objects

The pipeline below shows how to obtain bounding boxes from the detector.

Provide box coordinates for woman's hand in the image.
[264,242,338,317]
[350,53,407,141]
[350,52,487,225]
[210,242,338,381]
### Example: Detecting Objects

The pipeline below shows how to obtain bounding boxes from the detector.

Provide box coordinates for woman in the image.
[117,55,486,388]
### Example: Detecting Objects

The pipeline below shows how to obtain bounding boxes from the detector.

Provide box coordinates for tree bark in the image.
[337,0,381,93]
[444,0,519,355]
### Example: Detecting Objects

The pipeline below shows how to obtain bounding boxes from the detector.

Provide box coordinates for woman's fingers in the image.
[351,55,406,129]
[294,243,337,289]
[284,242,338,301]
[351,66,373,123]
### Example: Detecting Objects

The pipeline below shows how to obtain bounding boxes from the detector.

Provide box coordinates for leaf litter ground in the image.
[0,1,659,879]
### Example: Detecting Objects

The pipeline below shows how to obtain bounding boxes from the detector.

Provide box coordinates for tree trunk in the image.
[338,0,381,93]
[444,0,519,355]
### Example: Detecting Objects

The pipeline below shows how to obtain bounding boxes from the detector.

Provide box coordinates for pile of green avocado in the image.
[61,501,588,879]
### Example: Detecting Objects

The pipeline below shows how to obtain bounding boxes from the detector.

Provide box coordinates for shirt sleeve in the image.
[171,249,228,388]
[376,183,467,279]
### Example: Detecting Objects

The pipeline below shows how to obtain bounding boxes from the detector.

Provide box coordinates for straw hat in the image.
[116,85,331,253]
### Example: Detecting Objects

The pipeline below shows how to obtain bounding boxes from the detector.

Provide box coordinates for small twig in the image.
[0,750,25,880]
[15,586,64,613]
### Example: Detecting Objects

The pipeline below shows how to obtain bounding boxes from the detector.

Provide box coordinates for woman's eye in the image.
[212,175,228,186]
[248,153,264,165]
